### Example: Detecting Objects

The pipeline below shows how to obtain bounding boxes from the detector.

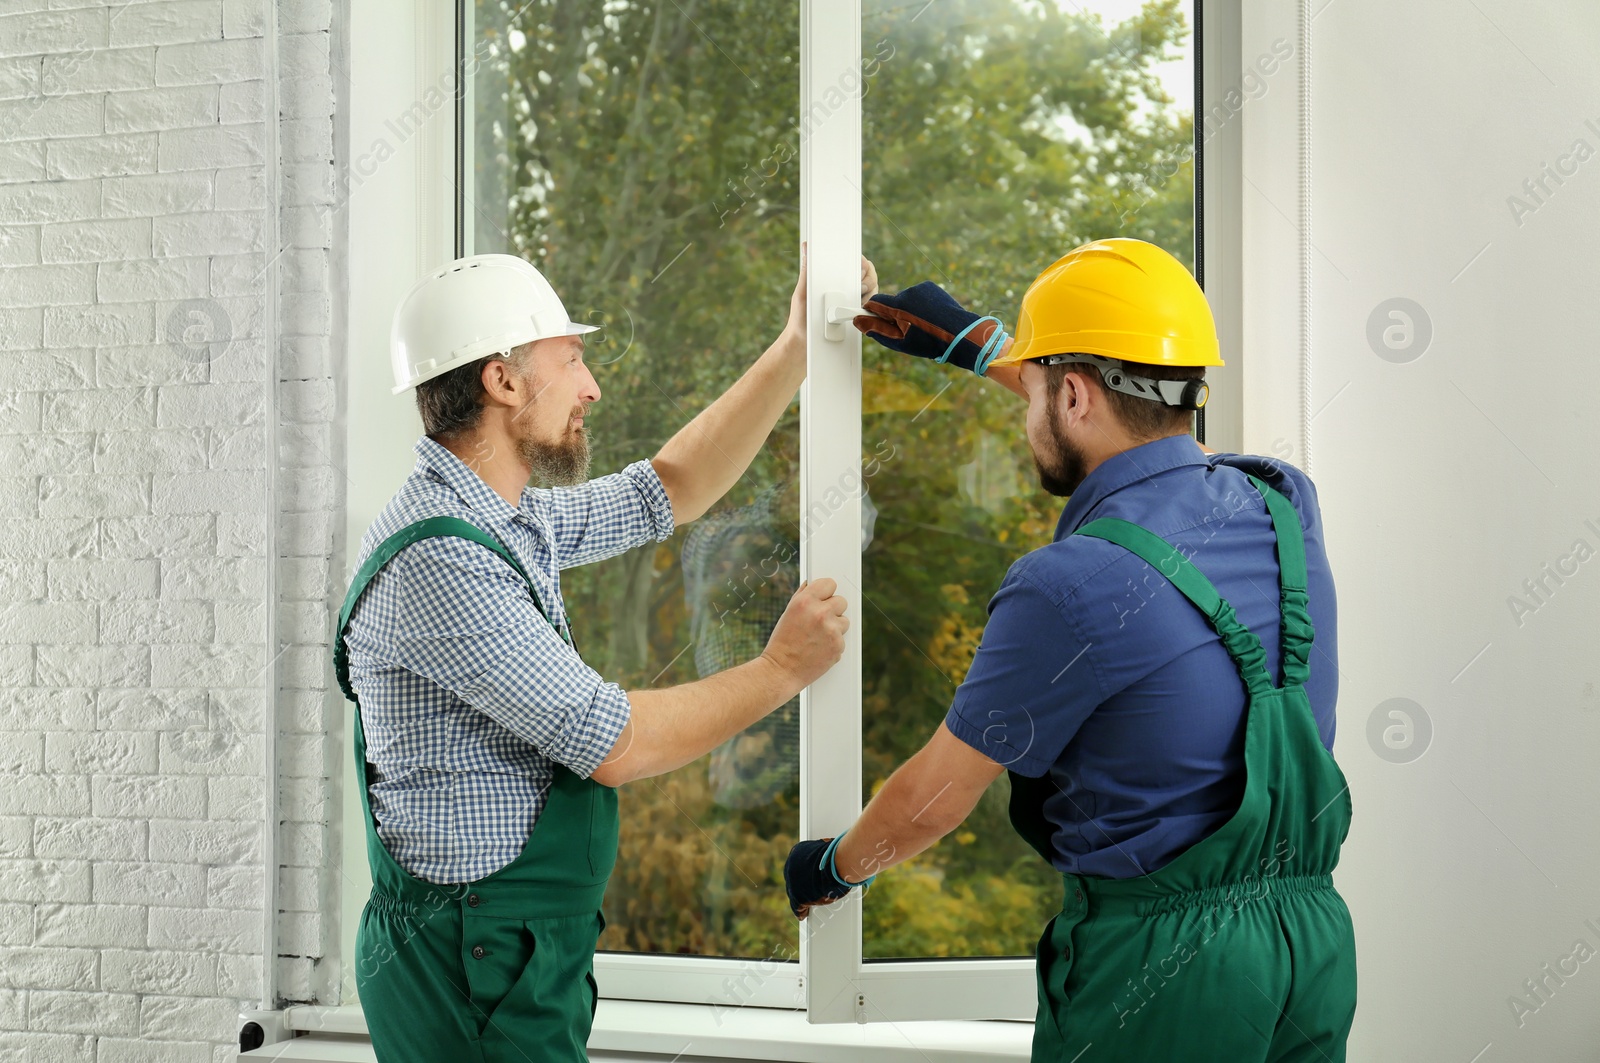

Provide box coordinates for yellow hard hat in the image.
[987,238,1224,370]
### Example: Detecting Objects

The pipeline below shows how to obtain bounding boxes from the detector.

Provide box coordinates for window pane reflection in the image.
[858,0,1197,960]
[472,0,802,960]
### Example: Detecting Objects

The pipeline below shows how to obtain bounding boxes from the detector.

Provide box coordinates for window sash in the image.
[795,0,868,1026]
[405,0,1229,1026]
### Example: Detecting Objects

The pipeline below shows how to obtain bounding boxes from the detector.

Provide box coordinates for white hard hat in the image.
[389,253,600,394]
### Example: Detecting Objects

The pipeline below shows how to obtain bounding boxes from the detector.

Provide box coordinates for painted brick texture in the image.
[0,0,340,1058]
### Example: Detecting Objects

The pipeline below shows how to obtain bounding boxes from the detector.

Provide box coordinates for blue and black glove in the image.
[854,281,1010,376]
[783,835,876,920]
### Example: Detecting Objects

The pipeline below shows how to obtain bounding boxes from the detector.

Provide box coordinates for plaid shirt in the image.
[343,435,676,883]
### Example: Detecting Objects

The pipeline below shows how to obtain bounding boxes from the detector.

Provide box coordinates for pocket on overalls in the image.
[471,911,604,1054]
[462,914,537,1038]
[587,789,621,881]
[1034,913,1080,1032]
[586,910,607,1019]
[586,785,599,876]
[1033,913,1060,1010]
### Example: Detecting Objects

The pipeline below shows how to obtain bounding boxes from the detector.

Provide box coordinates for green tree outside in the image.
[470,0,1195,961]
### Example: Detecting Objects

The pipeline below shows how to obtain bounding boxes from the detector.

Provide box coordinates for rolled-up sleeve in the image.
[383,535,629,778]
[537,458,676,570]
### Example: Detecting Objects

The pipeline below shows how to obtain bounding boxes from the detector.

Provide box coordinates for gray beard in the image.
[519,426,591,487]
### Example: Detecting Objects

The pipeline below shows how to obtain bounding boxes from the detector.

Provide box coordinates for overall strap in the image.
[1075,517,1274,696]
[333,515,568,702]
[1247,475,1313,688]
[1075,476,1315,693]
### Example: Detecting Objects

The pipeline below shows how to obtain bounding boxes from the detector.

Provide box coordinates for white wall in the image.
[335,0,452,992]
[0,0,343,1058]
[337,1,1600,1059]
[1243,2,1600,1060]
[2,0,1583,1058]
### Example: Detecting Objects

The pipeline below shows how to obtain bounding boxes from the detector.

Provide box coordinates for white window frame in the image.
[339,0,1241,1032]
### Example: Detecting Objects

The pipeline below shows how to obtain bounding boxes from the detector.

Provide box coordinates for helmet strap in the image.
[1036,353,1208,410]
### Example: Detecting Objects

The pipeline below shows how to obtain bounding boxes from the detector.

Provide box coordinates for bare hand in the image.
[784,243,880,346]
[761,577,849,690]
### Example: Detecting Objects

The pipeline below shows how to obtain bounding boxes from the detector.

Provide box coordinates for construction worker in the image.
[784,238,1356,1061]
[336,249,873,1062]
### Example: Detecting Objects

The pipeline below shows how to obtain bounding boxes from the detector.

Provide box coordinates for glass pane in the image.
[858,0,1197,960]
[470,0,802,960]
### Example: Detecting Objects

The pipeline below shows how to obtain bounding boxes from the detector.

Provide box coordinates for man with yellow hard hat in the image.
[783,238,1355,1061]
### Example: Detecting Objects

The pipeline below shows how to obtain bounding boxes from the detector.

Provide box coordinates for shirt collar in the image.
[1053,433,1211,540]
[413,435,524,529]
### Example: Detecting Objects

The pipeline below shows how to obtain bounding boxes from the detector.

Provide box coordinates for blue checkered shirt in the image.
[343,435,675,883]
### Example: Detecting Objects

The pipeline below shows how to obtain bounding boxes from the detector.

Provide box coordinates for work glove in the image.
[854,281,1011,376]
[783,836,876,920]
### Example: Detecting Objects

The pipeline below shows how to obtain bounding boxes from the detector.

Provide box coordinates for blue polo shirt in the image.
[944,434,1338,878]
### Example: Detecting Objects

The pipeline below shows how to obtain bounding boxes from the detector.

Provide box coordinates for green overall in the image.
[1010,476,1356,1062]
[334,517,619,1063]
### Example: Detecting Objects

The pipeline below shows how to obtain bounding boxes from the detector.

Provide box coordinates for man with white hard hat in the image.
[334,249,875,1062]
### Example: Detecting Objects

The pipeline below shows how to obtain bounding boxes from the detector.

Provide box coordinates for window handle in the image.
[823,291,884,341]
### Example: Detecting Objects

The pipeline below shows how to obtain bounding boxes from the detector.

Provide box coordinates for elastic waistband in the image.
[368,872,608,921]
[1065,871,1337,917]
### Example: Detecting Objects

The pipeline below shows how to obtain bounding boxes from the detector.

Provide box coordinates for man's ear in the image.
[480,356,515,404]
[1061,369,1100,426]
[1054,370,1082,423]
[476,357,527,417]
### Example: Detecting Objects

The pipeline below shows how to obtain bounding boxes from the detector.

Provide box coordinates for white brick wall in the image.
[0,0,341,1058]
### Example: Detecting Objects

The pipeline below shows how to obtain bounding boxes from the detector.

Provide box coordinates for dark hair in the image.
[416,345,532,440]
[1042,357,1203,440]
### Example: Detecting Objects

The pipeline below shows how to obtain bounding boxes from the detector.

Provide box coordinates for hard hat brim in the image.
[391,320,602,395]
[989,331,1224,370]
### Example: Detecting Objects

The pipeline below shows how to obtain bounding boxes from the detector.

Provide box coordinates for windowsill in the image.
[270,1000,1034,1062]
